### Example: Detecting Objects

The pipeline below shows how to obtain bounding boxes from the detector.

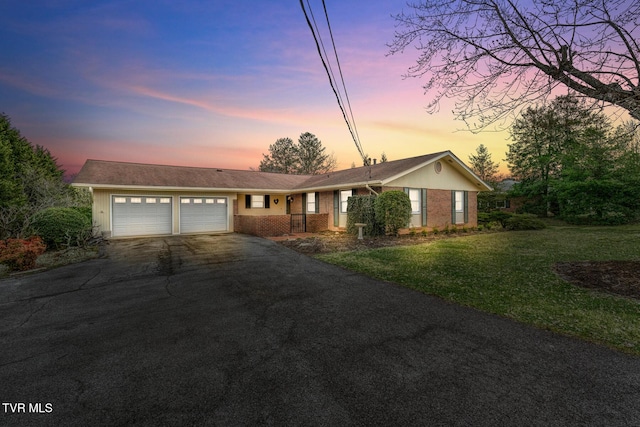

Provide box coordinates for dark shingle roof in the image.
[294,152,446,190]
[73,160,312,191]
[73,151,491,192]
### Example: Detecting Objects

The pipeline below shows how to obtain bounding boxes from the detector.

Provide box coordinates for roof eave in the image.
[294,180,384,193]
[71,183,292,194]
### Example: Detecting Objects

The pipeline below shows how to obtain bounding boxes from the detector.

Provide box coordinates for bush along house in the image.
[72,151,492,238]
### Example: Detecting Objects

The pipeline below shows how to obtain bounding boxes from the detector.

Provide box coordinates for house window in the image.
[452,190,468,225]
[408,188,421,214]
[245,194,270,209]
[251,195,264,208]
[160,198,171,204]
[307,192,316,214]
[146,198,157,204]
[130,198,142,204]
[455,191,464,213]
[340,190,351,213]
[114,197,126,204]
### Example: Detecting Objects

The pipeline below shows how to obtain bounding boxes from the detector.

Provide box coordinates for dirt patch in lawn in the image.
[554,261,640,300]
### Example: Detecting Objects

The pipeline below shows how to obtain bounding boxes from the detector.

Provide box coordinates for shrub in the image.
[374,191,412,236]
[70,206,92,223]
[347,195,384,237]
[504,214,547,231]
[0,236,46,271]
[32,207,92,249]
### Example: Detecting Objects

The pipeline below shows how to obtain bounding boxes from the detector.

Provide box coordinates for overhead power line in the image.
[299,0,367,166]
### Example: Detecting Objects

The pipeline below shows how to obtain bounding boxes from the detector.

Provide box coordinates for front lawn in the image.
[317,225,640,355]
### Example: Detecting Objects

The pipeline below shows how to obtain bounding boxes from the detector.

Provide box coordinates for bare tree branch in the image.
[389,0,640,129]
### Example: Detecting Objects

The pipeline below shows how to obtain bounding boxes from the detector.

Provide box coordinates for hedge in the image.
[32,207,92,249]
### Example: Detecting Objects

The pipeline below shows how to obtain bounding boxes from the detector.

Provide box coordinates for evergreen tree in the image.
[468,144,499,184]
[0,114,79,238]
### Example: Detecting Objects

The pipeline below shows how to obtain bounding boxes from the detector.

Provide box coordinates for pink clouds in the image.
[1,0,516,180]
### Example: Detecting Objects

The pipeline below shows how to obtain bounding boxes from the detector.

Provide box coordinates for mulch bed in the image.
[553,261,640,300]
[275,232,640,301]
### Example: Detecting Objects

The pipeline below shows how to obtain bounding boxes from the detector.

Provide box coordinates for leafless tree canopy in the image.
[389,0,640,129]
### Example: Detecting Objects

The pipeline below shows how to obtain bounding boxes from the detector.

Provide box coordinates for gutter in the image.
[365,184,379,195]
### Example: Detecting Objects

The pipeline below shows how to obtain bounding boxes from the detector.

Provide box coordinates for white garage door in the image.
[112,196,172,237]
[180,197,228,234]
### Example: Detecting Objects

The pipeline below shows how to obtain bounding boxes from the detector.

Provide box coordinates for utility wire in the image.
[320,0,364,159]
[300,0,367,166]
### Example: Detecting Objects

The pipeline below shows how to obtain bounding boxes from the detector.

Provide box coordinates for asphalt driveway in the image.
[1,234,639,426]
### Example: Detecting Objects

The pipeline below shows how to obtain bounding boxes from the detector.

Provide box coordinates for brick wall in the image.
[234,213,329,237]
[467,191,478,227]
[306,213,329,233]
[427,189,452,228]
[234,215,290,237]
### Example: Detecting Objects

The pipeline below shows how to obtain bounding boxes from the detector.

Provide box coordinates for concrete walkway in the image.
[1,234,638,426]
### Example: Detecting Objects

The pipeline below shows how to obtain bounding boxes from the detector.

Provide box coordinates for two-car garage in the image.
[111,195,228,237]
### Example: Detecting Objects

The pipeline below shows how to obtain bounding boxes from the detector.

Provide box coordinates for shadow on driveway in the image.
[1,234,639,426]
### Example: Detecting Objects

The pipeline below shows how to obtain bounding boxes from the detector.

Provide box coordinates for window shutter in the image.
[352,188,357,196]
[404,187,409,195]
[265,195,270,209]
[245,194,251,209]
[421,188,427,226]
[302,193,307,214]
[333,190,339,226]
[506,199,511,209]
[451,190,456,224]
[464,191,469,223]
[315,192,320,213]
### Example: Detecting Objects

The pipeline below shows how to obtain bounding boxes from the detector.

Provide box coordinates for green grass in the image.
[317,225,640,355]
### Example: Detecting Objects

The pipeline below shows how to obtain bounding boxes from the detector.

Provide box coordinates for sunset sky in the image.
[0,0,512,176]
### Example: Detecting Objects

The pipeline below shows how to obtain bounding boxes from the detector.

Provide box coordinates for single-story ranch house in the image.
[72,151,492,238]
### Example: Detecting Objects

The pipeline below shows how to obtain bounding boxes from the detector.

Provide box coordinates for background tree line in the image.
[470,96,640,225]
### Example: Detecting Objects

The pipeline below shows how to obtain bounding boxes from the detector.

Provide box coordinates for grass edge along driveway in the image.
[318,225,640,356]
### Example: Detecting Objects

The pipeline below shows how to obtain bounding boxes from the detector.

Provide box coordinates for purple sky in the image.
[1,0,511,176]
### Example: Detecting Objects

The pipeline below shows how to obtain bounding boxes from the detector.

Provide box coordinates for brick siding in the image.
[306,213,329,233]
[234,213,329,237]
